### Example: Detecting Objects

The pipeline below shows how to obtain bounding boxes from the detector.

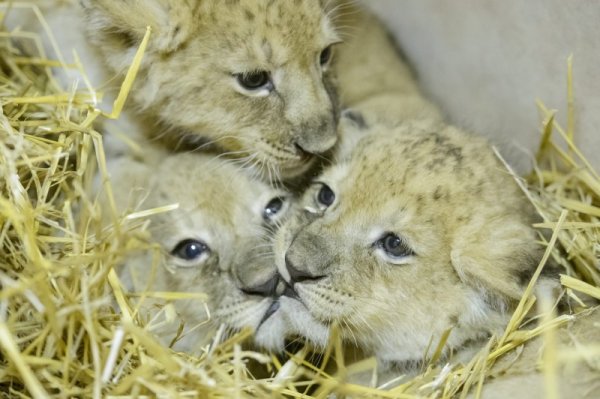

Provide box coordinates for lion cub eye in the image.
[171,239,210,263]
[235,71,273,91]
[319,45,333,66]
[316,183,336,208]
[376,233,415,262]
[263,196,287,222]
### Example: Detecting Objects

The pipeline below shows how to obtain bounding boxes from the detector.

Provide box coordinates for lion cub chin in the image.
[101,151,290,352]
[269,116,551,368]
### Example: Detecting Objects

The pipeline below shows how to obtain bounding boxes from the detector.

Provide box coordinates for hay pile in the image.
[1,4,598,398]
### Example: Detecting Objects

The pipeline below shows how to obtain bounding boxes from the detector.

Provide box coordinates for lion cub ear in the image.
[450,215,542,305]
[81,0,196,53]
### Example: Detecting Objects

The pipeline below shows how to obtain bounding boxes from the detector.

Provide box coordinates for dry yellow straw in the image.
[1,3,598,398]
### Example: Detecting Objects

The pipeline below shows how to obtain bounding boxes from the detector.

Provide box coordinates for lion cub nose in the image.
[293,115,338,155]
[285,254,325,286]
[241,274,280,297]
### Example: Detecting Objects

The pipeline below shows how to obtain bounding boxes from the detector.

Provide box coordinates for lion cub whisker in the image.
[98,150,293,352]
[261,114,558,383]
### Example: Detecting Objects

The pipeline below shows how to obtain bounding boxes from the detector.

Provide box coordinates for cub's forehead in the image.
[204,0,331,30]
[154,155,273,215]
[347,129,487,187]
[323,128,501,221]
[199,0,338,60]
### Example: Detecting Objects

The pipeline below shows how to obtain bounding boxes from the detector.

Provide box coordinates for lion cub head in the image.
[272,118,545,364]
[104,152,291,351]
[82,0,342,180]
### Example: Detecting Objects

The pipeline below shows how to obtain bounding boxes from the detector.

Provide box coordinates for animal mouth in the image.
[281,280,300,300]
[279,281,318,317]
[257,300,280,329]
[280,146,316,165]
[259,146,316,179]
[280,282,335,327]
[293,143,314,161]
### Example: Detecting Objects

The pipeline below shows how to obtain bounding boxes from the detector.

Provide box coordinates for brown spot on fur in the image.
[448,314,459,326]
[433,186,443,201]
[244,9,255,21]
[456,215,471,223]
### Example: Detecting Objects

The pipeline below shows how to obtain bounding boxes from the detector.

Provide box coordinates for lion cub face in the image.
[273,121,543,364]
[83,0,341,180]
[107,153,290,351]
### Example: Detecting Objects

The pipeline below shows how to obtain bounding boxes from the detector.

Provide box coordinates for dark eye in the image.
[377,233,414,259]
[264,196,285,220]
[316,184,335,207]
[319,45,333,66]
[236,71,272,90]
[171,239,209,261]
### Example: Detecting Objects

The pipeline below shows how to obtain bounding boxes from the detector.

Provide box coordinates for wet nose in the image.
[285,253,325,285]
[240,273,280,297]
[293,116,338,155]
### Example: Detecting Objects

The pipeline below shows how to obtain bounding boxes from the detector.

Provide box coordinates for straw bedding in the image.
[0,4,599,398]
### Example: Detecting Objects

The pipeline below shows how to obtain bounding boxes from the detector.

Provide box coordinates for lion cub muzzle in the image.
[292,113,338,156]
[285,231,330,281]
[285,253,327,287]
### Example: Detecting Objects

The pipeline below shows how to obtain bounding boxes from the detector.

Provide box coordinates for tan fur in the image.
[16,1,439,181]
[74,0,438,180]
[332,7,441,126]
[81,0,341,180]
[266,116,546,368]
[102,151,289,352]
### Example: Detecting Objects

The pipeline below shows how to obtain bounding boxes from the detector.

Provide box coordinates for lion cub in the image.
[74,0,436,180]
[103,152,289,352]
[78,0,340,180]
[270,116,548,367]
[20,1,437,180]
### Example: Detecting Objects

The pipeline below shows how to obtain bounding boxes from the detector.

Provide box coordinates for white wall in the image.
[365,0,600,171]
